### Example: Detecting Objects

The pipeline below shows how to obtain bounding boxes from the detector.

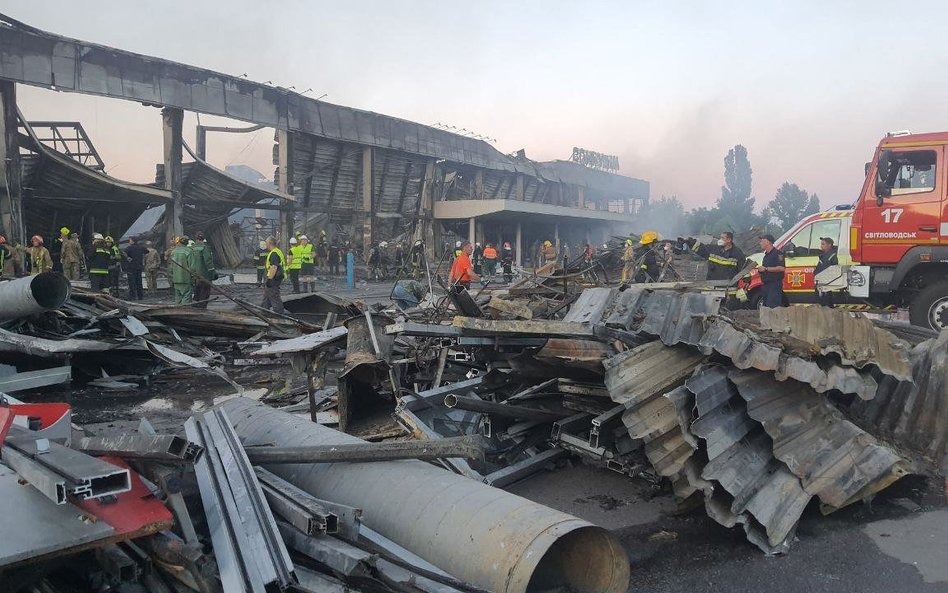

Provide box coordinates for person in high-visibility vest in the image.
[298,235,316,292]
[21,235,53,275]
[482,243,498,277]
[287,237,302,294]
[170,236,194,305]
[105,236,122,290]
[261,236,285,314]
[87,234,112,292]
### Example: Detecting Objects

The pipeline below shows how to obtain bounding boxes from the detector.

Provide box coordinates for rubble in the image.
[1,264,946,592]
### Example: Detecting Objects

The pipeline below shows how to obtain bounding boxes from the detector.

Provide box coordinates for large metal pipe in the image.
[0,273,71,321]
[222,399,629,593]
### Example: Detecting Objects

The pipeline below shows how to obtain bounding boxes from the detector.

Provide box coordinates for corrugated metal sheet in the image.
[602,286,723,347]
[684,365,811,554]
[697,316,878,399]
[604,342,706,407]
[620,385,697,478]
[842,330,948,471]
[758,307,912,382]
[537,288,617,373]
[728,369,910,511]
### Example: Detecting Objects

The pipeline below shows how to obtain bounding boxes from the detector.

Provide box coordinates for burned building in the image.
[0,13,647,264]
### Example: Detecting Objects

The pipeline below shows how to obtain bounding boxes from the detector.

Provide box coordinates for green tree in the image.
[762,183,821,233]
[718,145,756,230]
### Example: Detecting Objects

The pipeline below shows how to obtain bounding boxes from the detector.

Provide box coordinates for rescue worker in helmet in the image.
[501,241,515,283]
[255,240,269,287]
[105,236,122,290]
[541,240,557,266]
[87,234,112,292]
[632,230,661,283]
[620,238,636,283]
[0,234,14,279]
[409,240,425,279]
[21,235,53,275]
[58,228,84,281]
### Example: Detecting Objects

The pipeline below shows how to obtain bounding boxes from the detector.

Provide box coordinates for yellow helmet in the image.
[625,239,633,246]
[60,227,70,236]
[543,240,552,247]
[639,231,659,245]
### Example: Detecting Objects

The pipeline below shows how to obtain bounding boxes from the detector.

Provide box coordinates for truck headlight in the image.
[848,269,866,287]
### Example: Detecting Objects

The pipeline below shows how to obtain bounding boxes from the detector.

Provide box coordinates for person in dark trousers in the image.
[123,237,146,300]
[814,237,839,307]
[328,242,341,276]
[255,240,268,287]
[189,232,216,308]
[88,235,112,292]
[501,242,515,283]
[105,236,122,291]
[756,234,786,308]
[261,236,285,314]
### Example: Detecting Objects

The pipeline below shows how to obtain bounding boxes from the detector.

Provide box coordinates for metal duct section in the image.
[0,273,71,321]
[222,398,630,593]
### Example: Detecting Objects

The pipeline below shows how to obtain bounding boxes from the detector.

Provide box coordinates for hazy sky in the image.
[6,1,948,211]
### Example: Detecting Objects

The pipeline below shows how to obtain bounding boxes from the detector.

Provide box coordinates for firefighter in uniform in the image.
[680,231,746,281]
[189,232,216,308]
[104,236,122,291]
[21,235,53,275]
[58,228,82,280]
[621,239,636,283]
[144,241,161,293]
[88,234,112,292]
[255,240,269,287]
[633,230,661,283]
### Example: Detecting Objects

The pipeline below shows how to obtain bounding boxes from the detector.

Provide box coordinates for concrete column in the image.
[195,125,207,160]
[277,129,295,249]
[474,170,485,200]
[417,159,436,263]
[468,217,476,245]
[577,187,585,209]
[514,174,525,200]
[361,146,373,255]
[0,81,23,243]
[162,107,184,248]
[515,222,522,267]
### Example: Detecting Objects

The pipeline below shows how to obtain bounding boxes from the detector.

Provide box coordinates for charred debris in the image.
[0,263,946,593]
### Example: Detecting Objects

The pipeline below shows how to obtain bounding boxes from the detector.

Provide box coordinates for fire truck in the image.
[745,131,948,330]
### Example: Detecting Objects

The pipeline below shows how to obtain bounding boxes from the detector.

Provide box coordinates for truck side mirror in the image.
[784,242,796,257]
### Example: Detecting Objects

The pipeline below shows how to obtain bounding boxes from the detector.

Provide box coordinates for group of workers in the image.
[0,229,164,301]
[449,240,518,289]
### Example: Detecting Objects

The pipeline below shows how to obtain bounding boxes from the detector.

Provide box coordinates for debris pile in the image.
[1,269,946,591]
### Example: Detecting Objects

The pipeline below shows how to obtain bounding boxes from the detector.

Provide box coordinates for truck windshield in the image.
[886,150,937,196]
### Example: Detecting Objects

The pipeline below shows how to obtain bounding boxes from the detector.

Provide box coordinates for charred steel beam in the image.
[243,434,488,464]
[443,394,569,423]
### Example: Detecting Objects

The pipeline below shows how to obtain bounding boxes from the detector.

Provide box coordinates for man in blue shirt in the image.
[756,234,785,308]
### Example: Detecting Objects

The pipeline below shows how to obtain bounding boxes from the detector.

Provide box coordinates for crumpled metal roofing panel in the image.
[603,342,706,407]
[682,365,811,554]
[843,331,948,471]
[601,287,723,347]
[758,307,912,382]
[697,317,878,399]
[620,386,697,478]
[538,288,617,373]
[729,369,910,511]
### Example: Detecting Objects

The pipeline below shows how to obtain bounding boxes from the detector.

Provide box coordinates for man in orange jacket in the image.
[449,241,480,290]
[482,243,498,276]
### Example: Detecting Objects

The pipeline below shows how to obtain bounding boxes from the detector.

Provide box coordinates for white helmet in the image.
[299,235,308,241]
[455,240,462,248]
[93,233,104,240]
[379,241,389,248]
[289,237,298,244]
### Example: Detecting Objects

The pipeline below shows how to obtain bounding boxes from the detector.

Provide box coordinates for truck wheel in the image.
[909,281,948,330]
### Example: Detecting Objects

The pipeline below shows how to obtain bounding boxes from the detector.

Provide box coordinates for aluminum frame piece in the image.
[223,398,631,593]
[4,435,130,503]
[0,464,115,567]
[75,434,203,463]
[184,409,295,593]
[728,369,910,511]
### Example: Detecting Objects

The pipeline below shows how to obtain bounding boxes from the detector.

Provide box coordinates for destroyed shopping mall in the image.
[0,12,946,593]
